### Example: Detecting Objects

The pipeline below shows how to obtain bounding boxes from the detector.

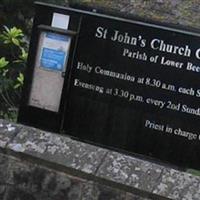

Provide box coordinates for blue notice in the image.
[40,48,66,71]
[46,33,69,42]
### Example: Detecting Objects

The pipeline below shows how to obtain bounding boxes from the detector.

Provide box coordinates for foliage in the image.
[187,169,200,177]
[0,26,28,121]
[0,0,67,121]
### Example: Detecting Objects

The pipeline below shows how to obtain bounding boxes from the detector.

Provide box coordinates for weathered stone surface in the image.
[0,185,6,200]
[2,120,200,199]
[0,152,128,200]
[0,153,9,184]
[97,151,163,192]
[4,187,36,200]
[0,119,20,148]
[153,168,200,200]
[8,126,108,174]
[126,193,153,200]
[82,181,126,200]
[81,181,97,200]
[5,154,83,200]
[72,0,200,29]
[96,151,200,199]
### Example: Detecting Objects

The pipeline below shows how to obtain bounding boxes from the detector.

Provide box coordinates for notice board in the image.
[19,2,200,169]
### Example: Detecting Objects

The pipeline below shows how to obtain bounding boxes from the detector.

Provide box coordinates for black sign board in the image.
[18,2,200,169]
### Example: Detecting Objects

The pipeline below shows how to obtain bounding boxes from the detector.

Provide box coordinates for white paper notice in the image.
[51,13,70,29]
[29,32,71,112]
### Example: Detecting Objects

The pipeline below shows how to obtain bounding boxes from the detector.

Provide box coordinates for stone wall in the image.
[69,0,200,29]
[0,119,200,200]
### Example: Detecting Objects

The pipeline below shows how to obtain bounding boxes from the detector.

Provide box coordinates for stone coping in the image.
[0,119,200,200]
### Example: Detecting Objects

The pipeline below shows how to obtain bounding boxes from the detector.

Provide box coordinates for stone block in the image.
[8,126,108,175]
[2,140,86,200]
[97,151,163,192]
[82,181,126,200]
[4,187,36,200]
[6,156,83,200]
[0,119,19,149]
[126,193,152,200]
[153,168,200,200]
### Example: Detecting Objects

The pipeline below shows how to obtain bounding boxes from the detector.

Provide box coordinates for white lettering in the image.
[151,39,191,57]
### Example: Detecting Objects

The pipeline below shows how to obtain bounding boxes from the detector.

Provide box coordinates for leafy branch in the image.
[0,26,28,121]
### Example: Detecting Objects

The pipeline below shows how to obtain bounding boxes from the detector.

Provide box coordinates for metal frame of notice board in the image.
[18,18,77,132]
